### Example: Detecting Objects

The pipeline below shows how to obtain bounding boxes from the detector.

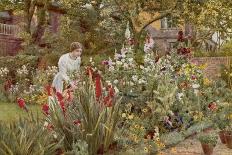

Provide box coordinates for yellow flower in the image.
[199,64,207,69]
[121,113,126,118]
[160,143,165,148]
[157,152,164,155]
[128,114,134,119]
[140,126,145,130]
[144,147,149,153]
[203,78,211,86]
[171,147,177,153]
[134,137,139,143]
[132,134,136,138]
[142,108,148,113]
[156,138,160,142]
[134,124,140,129]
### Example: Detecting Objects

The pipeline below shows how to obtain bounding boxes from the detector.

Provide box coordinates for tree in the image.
[0,0,53,45]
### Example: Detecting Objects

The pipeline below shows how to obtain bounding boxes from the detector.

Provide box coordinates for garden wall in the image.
[191,57,231,79]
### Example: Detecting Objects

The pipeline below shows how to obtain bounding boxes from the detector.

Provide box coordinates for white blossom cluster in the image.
[46,66,58,76]
[23,84,37,94]
[16,65,29,76]
[9,83,19,93]
[0,67,9,77]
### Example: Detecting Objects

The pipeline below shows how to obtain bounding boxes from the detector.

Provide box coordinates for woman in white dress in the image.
[52,42,83,93]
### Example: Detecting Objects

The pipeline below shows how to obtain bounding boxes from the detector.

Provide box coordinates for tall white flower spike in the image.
[125,22,131,39]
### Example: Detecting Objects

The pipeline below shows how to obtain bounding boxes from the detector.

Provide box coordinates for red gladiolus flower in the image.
[73,119,81,126]
[95,74,102,100]
[45,85,52,96]
[17,98,28,112]
[17,98,25,108]
[104,96,113,107]
[107,85,115,97]
[42,103,49,115]
[56,92,63,102]
[59,100,65,112]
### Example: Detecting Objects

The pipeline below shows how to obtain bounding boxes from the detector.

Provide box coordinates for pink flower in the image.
[101,60,109,65]
[208,102,217,111]
[191,75,197,80]
[73,119,81,126]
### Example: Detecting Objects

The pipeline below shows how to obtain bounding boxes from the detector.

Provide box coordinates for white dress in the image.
[52,53,81,93]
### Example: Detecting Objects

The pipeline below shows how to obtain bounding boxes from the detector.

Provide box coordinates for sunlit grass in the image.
[0,102,43,122]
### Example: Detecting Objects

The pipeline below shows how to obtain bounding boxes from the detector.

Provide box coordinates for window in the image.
[161,15,177,29]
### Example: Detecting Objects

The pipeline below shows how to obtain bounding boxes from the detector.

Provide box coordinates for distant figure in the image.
[52,42,83,93]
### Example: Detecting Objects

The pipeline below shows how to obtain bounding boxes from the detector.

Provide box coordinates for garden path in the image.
[162,136,232,155]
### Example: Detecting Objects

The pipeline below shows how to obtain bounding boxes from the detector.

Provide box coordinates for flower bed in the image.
[0,27,232,155]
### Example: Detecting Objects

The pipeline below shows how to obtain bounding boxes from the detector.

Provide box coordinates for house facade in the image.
[139,12,193,53]
[0,2,64,56]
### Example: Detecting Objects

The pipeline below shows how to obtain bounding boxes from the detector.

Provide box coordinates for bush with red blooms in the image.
[44,73,121,155]
[176,30,192,56]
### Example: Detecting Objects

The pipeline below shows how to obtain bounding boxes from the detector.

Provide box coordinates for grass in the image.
[0,102,42,122]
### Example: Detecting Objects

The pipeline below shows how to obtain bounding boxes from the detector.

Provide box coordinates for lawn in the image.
[0,102,42,122]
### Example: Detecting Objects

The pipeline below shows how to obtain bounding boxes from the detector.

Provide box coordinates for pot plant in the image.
[216,118,228,144]
[224,125,232,149]
[198,133,218,155]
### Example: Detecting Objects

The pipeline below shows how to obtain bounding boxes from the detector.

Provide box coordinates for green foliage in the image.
[160,131,184,147]
[194,50,232,57]
[221,40,232,53]
[0,55,38,72]
[220,61,232,89]
[48,77,121,154]
[0,113,63,155]
[182,121,213,137]
[66,140,89,155]
[198,132,218,147]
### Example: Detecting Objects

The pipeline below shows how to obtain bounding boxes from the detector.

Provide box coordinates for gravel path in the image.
[162,137,232,155]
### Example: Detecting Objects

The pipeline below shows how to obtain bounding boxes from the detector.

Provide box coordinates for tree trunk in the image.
[32,3,48,45]
[24,0,37,34]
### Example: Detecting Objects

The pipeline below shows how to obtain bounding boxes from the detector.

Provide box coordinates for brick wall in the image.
[191,57,231,79]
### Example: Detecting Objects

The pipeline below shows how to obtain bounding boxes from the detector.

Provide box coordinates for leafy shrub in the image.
[0,113,63,155]
[47,77,121,154]
[198,132,218,146]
